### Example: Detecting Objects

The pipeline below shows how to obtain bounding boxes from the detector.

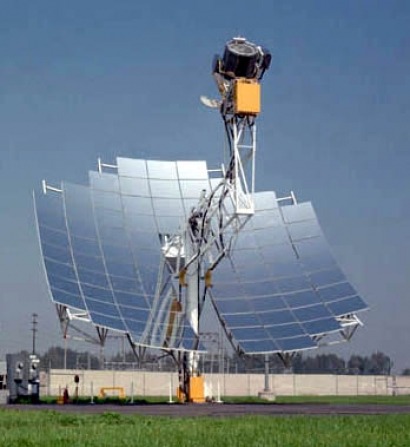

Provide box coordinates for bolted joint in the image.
[205,269,213,288]
[179,269,188,287]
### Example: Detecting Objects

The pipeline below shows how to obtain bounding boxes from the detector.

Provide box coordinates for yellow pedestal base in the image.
[177,376,205,403]
[189,376,205,403]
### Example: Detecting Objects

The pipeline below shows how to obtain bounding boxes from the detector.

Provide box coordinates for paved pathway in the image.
[6,403,410,417]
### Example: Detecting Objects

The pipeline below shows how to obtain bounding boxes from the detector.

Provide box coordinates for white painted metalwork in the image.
[97,157,118,174]
[41,180,62,194]
[277,191,298,205]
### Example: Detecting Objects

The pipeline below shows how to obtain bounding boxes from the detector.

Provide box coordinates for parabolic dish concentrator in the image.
[34,37,367,402]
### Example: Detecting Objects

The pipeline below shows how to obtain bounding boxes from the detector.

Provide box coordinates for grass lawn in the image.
[1,409,410,447]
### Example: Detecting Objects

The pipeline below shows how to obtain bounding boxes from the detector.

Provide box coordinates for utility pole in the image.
[31,313,38,355]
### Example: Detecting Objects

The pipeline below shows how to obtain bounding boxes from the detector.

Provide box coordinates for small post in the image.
[258,354,276,401]
[130,381,134,404]
[264,354,270,392]
[57,385,62,404]
[168,375,174,404]
[90,381,94,404]
[215,377,223,404]
[31,313,38,355]
[64,336,67,370]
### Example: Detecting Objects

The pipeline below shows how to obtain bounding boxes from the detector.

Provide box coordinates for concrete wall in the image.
[44,369,410,398]
[0,390,9,405]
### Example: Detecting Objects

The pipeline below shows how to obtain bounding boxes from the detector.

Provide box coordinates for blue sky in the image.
[1,0,409,371]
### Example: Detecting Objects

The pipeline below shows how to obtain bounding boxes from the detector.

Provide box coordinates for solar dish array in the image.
[35,158,367,354]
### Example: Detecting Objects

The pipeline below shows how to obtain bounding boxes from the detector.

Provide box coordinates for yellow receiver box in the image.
[234,79,261,115]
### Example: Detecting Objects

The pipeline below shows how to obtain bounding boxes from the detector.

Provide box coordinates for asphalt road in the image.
[6,403,410,417]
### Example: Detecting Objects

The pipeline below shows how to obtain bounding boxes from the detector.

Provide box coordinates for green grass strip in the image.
[1,410,410,447]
